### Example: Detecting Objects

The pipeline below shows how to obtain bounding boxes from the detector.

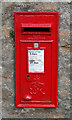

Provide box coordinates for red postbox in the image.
[14,12,59,108]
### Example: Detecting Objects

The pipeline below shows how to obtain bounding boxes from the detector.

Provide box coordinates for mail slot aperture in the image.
[14,12,59,108]
[24,28,50,32]
[21,24,51,35]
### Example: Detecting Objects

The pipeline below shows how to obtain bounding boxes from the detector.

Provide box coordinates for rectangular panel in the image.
[28,49,44,73]
[21,42,52,102]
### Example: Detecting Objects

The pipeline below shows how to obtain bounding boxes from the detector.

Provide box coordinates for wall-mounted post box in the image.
[14,12,59,108]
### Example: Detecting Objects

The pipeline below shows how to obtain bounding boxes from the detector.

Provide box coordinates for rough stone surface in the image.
[2,2,70,118]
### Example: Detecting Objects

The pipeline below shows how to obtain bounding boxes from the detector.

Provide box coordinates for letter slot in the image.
[21,24,51,35]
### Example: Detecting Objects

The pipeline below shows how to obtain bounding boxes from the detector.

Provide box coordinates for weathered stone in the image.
[50,114,64,118]
[34,3,58,10]
[5,3,16,10]
[21,109,26,113]
[2,88,12,99]
[60,29,70,39]
[62,47,70,53]
[0,87,2,99]
[2,101,10,107]
[59,90,70,96]
[2,26,10,39]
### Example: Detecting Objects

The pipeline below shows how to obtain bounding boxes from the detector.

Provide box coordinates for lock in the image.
[15,12,59,108]
[27,74,29,79]
[26,74,32,82]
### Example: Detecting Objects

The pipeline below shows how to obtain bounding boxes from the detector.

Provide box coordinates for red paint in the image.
[14,12,59,108]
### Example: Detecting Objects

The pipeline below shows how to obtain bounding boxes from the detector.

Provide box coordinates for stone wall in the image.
[2,2,70,118]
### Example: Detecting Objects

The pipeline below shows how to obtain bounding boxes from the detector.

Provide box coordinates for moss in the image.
[10,29,14,40]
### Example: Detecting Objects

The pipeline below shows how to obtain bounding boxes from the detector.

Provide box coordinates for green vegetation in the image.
[10,29,14,40]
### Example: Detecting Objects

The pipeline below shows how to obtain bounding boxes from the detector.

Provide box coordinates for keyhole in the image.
[27,74,29,79]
